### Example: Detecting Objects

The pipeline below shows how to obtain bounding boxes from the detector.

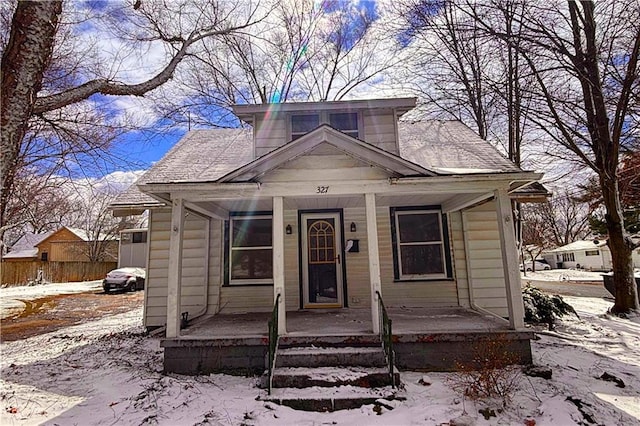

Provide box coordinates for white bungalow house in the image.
[545,238,640,271]
[111,97,542,377]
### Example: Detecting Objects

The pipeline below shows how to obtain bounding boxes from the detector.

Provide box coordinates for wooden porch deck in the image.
[179,307,512,338]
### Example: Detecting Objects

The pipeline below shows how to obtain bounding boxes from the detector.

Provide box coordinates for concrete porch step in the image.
[279,334,381,348]
[271,366,400,388]
[261,385,405,412]
[276,346,386,368]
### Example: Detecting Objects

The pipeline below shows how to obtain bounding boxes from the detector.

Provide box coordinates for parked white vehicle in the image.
[520,261,551,272]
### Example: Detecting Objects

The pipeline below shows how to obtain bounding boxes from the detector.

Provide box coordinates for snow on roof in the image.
[2,248,39,259]
[113,119,525,207]
[2,231,53,259]
[549,240,609,253]
[398,120,522,174]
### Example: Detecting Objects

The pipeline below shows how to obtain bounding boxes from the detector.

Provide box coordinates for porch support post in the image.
[365,193,382,334]
[495,188,525,330]
[166,198,185,338]
[272,196,287,334]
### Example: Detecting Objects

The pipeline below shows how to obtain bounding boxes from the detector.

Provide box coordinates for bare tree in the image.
[1,0,262,246]
[464,0,639,313]
[151,0,401,127]
[1,170,78,247]
[65,181,140,262]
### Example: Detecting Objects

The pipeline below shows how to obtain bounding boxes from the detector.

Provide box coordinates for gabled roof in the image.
[219,125,435,182]
[111,118,531,208]
[2,231,53,259]
[548,240,609,253]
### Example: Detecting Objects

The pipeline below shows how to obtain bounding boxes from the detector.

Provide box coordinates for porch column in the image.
[166,198,185,338]
[365,193,382,334]
[272,196,287,334]
[495,188,525,329]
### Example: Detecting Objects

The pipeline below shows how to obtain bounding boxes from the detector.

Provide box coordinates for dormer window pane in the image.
[291,114,320,140]
[329,112,359,138]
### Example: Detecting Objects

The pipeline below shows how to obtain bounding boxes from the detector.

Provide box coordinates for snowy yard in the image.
[1,283,639,425]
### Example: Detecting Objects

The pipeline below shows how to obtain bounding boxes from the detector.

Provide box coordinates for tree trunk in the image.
[0,1,62,236]
[600,175,638,314]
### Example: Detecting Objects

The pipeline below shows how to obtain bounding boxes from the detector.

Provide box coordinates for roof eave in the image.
[232,97,417,122]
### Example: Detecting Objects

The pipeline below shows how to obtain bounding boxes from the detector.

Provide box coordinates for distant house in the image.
[1,226,118,285]
[545,239,640,271]
[2,232,53,261]
[111,97,543,376]
[33,226,118,263]
[3,226,118,262]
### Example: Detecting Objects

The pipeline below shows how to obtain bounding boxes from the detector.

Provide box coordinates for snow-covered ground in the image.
[1,285,639,425]
[521,269,605,282]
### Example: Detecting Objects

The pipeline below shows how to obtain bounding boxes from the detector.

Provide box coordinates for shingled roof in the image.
[112,120,526,208]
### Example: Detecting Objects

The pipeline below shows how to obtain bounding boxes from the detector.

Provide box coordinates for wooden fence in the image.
[0,261,117,286]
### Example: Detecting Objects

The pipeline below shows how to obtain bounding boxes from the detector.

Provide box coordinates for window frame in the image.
[585,250,599,256]
[224,212,274,286]
[289,111,361,141]
[390,207,452,281]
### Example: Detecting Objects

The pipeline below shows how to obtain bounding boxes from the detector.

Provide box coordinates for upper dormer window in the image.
[329,113,358,139]
[290,112,359,140]
[291,114,320,140]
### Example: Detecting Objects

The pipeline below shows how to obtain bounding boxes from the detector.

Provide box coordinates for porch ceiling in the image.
[187,192,485,215]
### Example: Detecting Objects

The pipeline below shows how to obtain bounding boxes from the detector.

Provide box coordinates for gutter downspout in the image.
[461,209,511,326]
[187,215,211,323]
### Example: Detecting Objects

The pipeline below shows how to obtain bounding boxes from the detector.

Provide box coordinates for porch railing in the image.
[376,290,395,388]
[267,293,281,395]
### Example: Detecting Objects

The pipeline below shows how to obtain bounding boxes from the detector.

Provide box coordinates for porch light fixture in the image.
[286,224,292,235]
[350,222,356,232]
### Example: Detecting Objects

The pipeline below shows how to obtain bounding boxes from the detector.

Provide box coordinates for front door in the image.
[301,213,344,308]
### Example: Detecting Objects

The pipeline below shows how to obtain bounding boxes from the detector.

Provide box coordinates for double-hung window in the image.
[290,112,359,140]
[228,214,273,285]
[391,208,450,280]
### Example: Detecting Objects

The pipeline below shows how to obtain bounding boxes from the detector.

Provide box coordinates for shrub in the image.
[522,284,579,329]
[448,336,522,407]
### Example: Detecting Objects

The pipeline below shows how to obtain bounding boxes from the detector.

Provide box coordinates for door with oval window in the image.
[301,213,344,308]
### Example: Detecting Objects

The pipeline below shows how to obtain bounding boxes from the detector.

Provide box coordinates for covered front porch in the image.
[160,178,530,339]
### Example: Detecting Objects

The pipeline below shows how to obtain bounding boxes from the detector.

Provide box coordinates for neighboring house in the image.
[545,238,640,271]
[34,226,118,262]
[1,227,118,285]
[111,97,542,375]
[118,228,148,268]
[2,231,53,261]
[3,226,116,263]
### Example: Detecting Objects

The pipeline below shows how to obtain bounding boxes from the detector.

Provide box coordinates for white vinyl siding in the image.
[362,110,398,154]
[260,147,391,183]
[462,201,508,317]
[144,209,210,328]
[252,108,401,158]
[254,112,287,157]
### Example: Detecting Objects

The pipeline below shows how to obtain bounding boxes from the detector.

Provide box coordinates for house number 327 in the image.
[316,186,329,194]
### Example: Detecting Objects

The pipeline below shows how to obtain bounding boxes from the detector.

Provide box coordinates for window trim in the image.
[585,250,599,256]
[224,212,274,286]
[289,111,361,141]
[390,206,452,281]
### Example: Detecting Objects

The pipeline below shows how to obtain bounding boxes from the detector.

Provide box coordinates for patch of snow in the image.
[1,286,639,425]
[522,269,605,282]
